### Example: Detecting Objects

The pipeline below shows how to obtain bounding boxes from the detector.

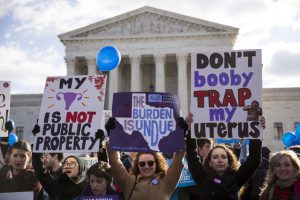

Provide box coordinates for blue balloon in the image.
[290,139,300,147]
[296,123,300,139]
[8,132,18,147]
[282,131,297,147]
[96,46,121,71]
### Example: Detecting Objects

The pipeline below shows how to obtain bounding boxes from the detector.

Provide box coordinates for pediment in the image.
[59,6,238,40]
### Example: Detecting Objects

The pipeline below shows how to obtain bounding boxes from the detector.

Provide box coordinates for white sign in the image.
[33,75,107,152]
[0,81,11,137]
[191,49,263,139]
[0,192,34,200]
[81,157,98,170]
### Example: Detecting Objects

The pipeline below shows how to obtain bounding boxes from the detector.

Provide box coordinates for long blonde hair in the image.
[268,150,300,184]
[261,150,300,198]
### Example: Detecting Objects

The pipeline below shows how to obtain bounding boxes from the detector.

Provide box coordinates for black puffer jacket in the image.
[32,153,87,200]
[186,136,262,200]
[0,165,42,200]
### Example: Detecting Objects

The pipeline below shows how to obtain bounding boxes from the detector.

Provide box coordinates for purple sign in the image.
[80,195,119,200]
[109,92,184,152]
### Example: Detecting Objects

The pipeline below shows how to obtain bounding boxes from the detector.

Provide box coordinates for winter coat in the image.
[108,150,185,200]
[240,157,269,200]
[0,165,42,200]
[32,153,87,200]
[186,137,262,200]
[260,177,300,200]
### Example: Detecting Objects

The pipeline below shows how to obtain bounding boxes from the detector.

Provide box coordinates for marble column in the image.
[176,53,188,117]
[154,54,166,92]
[129,54,141,92]
[86,58,97,75]
[108,67,119,110]
[64,57,76,75]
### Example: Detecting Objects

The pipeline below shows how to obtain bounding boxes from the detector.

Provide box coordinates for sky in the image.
[0,0,299,94]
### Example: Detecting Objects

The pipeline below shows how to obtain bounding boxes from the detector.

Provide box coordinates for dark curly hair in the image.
[203,144,240,172]
[87,161,112,186]
[130,152,168,177]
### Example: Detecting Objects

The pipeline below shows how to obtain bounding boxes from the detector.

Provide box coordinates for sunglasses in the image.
[138,160,155,167]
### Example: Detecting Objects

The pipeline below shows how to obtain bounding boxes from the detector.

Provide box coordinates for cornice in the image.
[263,88,300,101]
[61,32,237,44]
[11,94,43,107]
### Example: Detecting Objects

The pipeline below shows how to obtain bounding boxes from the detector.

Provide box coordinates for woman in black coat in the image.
[32,154,87,200]
[185,113,262,200]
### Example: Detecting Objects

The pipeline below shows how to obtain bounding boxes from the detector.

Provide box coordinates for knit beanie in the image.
[63,155,85,176]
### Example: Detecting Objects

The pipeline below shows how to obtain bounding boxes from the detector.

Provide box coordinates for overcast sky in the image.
[0,0,299,94]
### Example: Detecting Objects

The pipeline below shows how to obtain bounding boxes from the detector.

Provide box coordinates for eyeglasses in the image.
[63,161,78,169]
[138,160,155,167]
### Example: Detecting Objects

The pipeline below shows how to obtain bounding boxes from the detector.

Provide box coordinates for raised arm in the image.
[105,117,136,199]
[185,132,207,185]
[184,113,207,185]
[164,151,185,193]
[236,139,262,187]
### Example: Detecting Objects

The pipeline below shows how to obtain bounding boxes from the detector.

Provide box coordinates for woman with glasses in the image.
[0,140,42,200]
[106,118,185,200]
[32,153,87,200]
[108,150,184,200]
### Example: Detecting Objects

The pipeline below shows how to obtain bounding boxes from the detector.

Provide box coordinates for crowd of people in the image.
[1,113,300,200]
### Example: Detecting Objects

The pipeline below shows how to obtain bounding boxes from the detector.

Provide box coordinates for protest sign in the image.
[191,49,263,139]
[166,158,196,188]
[0,147,4,168]
[0,81,11,137]
[0,192,33,200]
[33,75,107,152]
[80,195,119,200]
[109,92,184,152]
[81,157,98,170]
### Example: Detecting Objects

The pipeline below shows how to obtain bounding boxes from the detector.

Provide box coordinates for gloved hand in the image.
[5,120,15,132]
[95,129,105,143]
[177,117,189,138]
[32,124,41,136]
[177,117,188,130]
[95,129,105,149]
[105,117,116,136]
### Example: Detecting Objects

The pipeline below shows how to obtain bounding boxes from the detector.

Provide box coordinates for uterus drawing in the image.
[56,92,82,110]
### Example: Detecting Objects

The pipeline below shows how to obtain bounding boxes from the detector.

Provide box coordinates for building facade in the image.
[58,6,239,117]
[9,6,300,152]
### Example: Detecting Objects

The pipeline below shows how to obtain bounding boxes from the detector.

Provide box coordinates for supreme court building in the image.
[10,6,300,151]
[58,6,239,117]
